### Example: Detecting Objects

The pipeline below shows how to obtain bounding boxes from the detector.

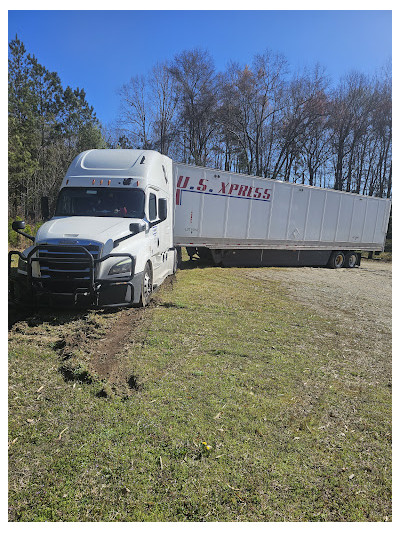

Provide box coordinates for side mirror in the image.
[12,220,26,231]
[158,198,167,222]
[129,221,146,235]
[11,220,35,242]
[41,196,50,220]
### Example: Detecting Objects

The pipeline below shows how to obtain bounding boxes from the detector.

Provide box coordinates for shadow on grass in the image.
[158,302,187,309]
[179,258,215,270]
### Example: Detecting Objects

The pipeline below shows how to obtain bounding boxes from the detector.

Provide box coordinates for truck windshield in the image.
[55,187,145,218]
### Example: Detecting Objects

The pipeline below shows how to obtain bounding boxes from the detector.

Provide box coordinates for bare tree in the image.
[328,72,370,191]
[298,65,331,186]
[217,51,287,176]
[271,65,329,181]
[149,62,178,155]
[168,49,218,166]
[371,72,392,197]
[113,49,391,199]
[118,75,152,149]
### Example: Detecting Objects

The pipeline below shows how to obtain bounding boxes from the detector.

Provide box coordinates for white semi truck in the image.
[9,149,391,308]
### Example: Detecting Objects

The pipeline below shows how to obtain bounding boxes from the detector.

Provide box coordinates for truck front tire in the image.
[139,263,153,307]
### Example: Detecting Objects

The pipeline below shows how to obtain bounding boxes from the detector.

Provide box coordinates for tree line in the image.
[9,39,391,223]
[113,49,391,198]
[8,37,106,221]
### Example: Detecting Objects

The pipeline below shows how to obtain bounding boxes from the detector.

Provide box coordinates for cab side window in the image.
[149,193,157,221]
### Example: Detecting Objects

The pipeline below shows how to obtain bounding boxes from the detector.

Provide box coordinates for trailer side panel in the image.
[173,163,390,252]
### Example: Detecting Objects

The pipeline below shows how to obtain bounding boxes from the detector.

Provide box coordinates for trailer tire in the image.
[139,262,153,307]
[344,251,358,268]
[328,250,345,269]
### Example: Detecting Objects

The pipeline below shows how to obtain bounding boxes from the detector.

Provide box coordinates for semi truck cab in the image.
[10,149,177,307]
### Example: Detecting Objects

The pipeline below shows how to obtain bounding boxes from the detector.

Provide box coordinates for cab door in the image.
[148,190,162,283]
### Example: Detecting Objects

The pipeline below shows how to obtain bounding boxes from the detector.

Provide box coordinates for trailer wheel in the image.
[328,251,345,269]
[139,263,153,307]
[344,251,358,268]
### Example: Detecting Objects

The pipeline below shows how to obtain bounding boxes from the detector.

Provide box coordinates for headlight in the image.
[108,258,132,276]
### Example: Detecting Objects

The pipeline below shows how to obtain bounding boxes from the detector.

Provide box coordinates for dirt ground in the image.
[245,259,391,328]
[8,276,176,397]
[244,258,392,379]
[9,260,391,395]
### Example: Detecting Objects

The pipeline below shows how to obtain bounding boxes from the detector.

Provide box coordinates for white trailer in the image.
[9,149,391,308]
[173,163,391,267]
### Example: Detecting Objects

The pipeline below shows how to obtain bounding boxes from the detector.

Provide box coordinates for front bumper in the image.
[9,245,143,308]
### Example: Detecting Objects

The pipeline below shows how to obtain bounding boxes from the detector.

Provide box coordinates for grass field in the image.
[8,255,392,521]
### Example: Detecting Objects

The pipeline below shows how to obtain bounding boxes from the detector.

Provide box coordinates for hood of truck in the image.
[35,216,142,245]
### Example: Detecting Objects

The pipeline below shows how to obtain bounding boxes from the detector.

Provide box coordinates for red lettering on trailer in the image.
[218,182,227,194]
[229,183,239,195]
[197,178,208,191]
[177,176,190,188]
[175,173,271,202]
[263,189,271,200]
[254,187,262,199]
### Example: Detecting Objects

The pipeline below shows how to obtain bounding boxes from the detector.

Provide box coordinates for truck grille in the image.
[38,244,101,283]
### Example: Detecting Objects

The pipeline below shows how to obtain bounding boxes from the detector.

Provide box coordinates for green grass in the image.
[8,257,391,521]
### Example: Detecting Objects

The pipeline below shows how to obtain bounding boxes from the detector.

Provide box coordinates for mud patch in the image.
[59,364,93,384]
[52,306,153,397]
[88,307,149,394]
[8,274,176,397]
[55,278,177,395]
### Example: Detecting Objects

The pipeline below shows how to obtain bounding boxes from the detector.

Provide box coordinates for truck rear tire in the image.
[328,251,345,269]
[139,263,153,307]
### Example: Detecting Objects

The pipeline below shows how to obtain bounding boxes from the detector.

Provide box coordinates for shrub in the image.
[8,218,43,247]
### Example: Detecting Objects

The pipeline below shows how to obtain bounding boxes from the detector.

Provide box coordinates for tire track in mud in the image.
[9,276,177,398]
[56,306,151,397]
[9,305,153,398]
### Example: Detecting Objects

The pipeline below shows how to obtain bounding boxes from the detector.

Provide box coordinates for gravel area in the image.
[247,259,391,330]
[245,259,392,377]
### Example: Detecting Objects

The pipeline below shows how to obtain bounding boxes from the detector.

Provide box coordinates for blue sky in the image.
[8,10,392,126]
